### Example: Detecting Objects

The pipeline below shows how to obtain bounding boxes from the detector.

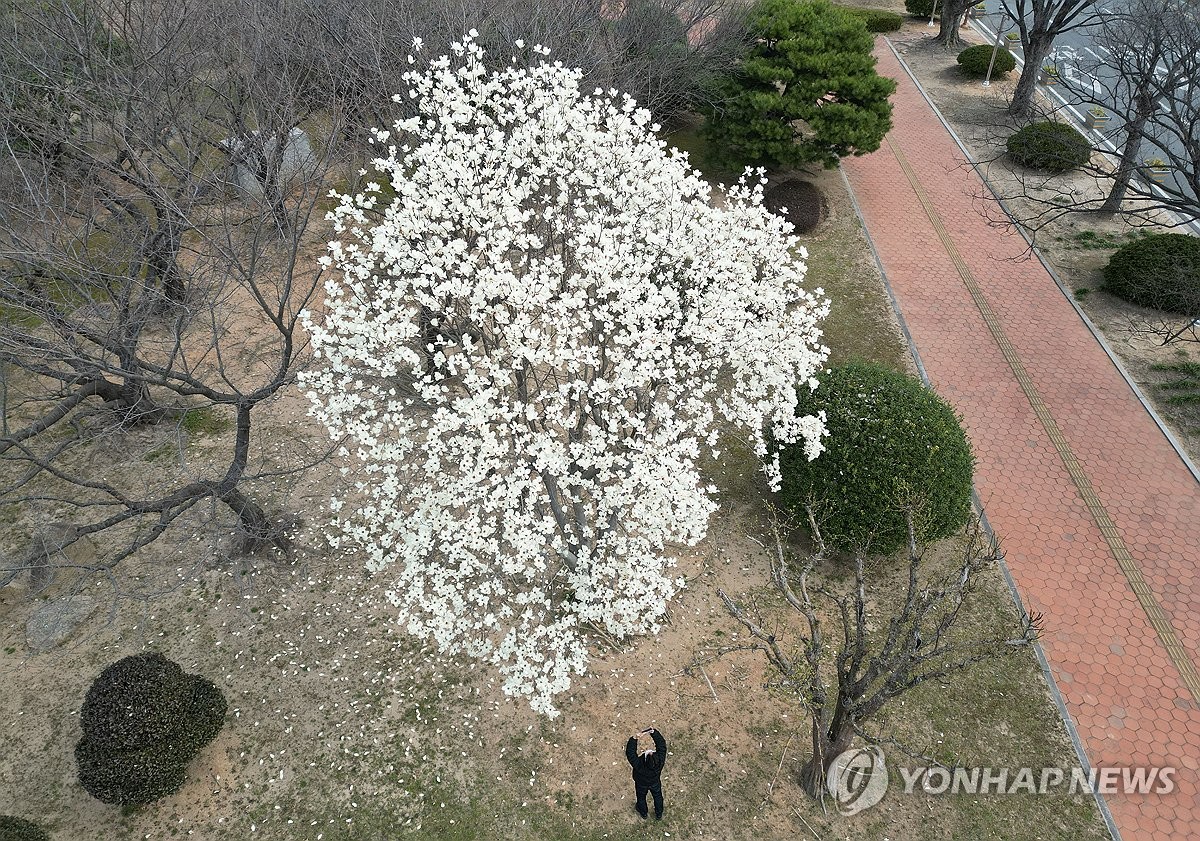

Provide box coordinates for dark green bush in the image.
[842,6,904,31]
[179,675,229,754]
[904,0,935,16]
[778,363,975,555]
[76,653,227,806]
[75,739,188,807]
[80,653,191,752]
[956,44,1016,78]
[1102,233,1200,315]
[1006,121,1091,172]
[0,816,50,841]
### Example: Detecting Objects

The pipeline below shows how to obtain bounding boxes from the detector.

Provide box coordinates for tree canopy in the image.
[302,35,830,715]
[702,0,896,169]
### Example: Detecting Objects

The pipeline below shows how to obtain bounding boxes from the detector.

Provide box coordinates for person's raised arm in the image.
[626,736,638,766]
[651,728,666,756]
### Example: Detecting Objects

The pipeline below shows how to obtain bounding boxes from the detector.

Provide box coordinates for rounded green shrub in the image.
[1006,121,1091,172]
[904,0,935,16]
[179,675,229,754]
[75,740,188,807]
[778,363,975,555]
[76,653,227,806]
[0,816,50,841]
[1102,233,1200,315]
[79,652,191,752]
[842,6,904,31]
[956,44,1016,78]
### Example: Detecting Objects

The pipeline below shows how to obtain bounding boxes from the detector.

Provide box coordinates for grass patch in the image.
[1150,361,1200,431]
[142,442,176,463]
[663,121,741,184]
[181,407,232,437]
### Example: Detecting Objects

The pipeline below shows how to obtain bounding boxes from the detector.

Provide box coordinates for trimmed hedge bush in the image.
[842,6,904,31]
[76,653,227,806]
[1102,233,1200,315]
[904,0,935,16]
[778,363,975,555]
[956,44,1016,78]
[0,816,50,841]
[1006,121,1091,172]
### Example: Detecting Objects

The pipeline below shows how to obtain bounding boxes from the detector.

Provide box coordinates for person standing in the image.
[625,727,667,820]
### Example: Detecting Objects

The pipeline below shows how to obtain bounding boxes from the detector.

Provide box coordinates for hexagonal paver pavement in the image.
[840,41,1200,841]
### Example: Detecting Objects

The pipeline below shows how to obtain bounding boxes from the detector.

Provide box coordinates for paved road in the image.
[843,39,1200,840]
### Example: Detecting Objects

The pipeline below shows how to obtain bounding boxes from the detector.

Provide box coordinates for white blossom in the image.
[301,34,829,716]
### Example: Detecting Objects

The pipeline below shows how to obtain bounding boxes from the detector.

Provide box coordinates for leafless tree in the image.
[1050,0,1200,215]
[275,0,748,142]
[0,0,340,596]
[718,508,1041,798]
[956,0,1199,245]
[1000,0,1102,117]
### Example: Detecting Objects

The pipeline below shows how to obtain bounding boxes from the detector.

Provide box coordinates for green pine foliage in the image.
[1102,233,1200,315]
[75,653,227,806]
[702,0,897,170]
[778,363,975,555]
[841,6,905,31]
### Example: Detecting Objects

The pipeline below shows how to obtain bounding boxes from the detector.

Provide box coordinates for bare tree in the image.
[959,0,1199,242]
[718,508,1041,798]
[1051,0,1200,215]
[276,0,748,139]
[0,0,338,595]
[1001,0,1102,117]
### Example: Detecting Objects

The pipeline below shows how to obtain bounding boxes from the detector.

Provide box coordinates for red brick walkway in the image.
[841,43,1200,841]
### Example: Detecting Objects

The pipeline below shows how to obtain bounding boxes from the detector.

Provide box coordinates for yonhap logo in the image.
[828,746,889,815]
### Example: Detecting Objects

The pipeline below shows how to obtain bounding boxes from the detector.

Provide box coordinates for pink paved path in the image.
[842,43,1200,840]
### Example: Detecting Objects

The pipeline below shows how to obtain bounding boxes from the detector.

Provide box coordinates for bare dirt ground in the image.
[1,134,1107,840]
[883,19,1200,461]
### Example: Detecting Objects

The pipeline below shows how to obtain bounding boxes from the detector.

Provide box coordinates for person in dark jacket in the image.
[626,727,667,820]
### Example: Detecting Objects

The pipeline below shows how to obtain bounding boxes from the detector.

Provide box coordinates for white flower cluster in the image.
[301,34,829,716]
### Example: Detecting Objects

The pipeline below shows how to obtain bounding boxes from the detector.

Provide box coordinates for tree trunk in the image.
[146,211,184,306]
[933,0,974,49]
[1008,32,1056,117]
[218,486,287,554]
[1101,88,1154,213]
[933,14,967,49]
[216,403,288,554]
[798,706,855,798]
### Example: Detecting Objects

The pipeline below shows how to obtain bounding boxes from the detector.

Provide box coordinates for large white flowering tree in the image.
[302,34,829,715]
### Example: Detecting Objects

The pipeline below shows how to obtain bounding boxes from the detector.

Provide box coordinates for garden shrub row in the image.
[840,5,904,31]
